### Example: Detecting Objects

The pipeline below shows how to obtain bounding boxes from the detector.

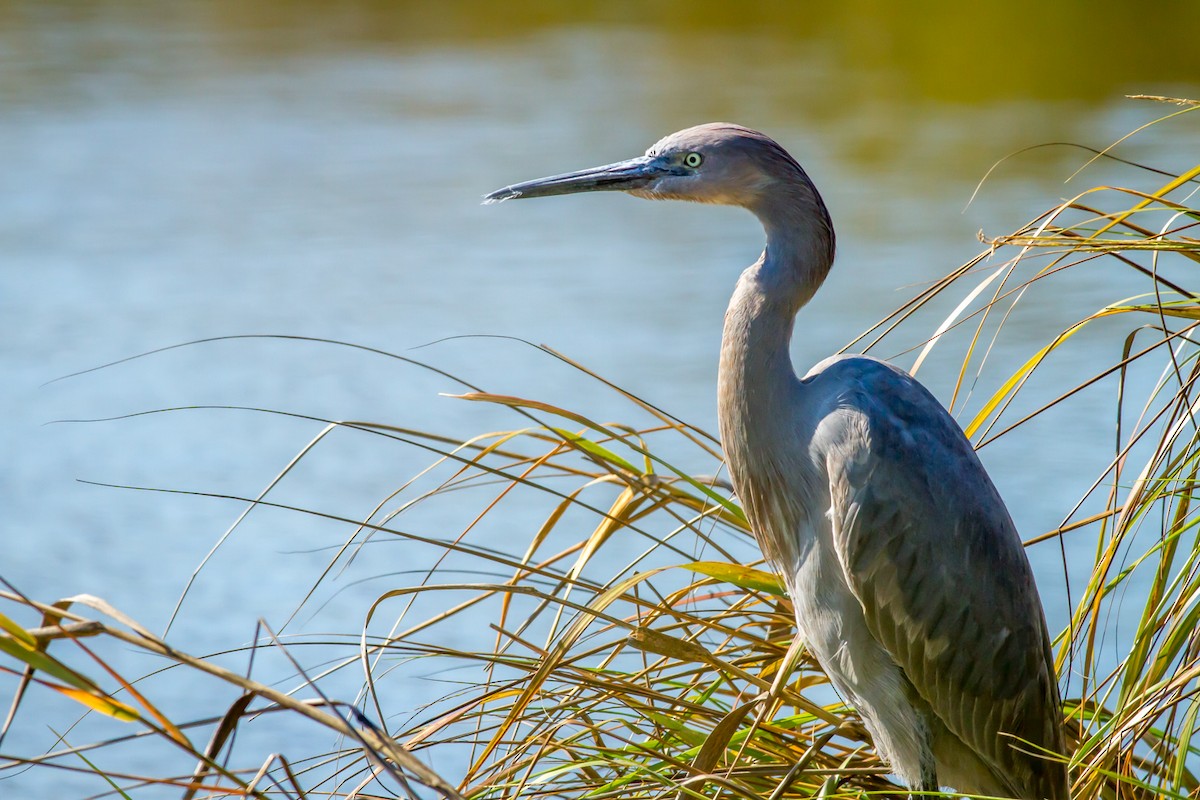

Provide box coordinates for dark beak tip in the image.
[482,187,518,205]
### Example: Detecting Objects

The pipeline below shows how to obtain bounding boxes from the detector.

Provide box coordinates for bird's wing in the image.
[813,357,1065,798]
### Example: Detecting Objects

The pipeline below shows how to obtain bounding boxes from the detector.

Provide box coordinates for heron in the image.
[485,123,1068,800]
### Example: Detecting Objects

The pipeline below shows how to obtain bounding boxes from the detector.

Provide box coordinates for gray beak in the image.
[484,155,673,203]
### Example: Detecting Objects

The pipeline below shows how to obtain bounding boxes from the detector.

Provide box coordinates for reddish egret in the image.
[486,123,1067,800]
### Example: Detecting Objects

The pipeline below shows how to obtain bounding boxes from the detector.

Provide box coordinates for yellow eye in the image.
[683,152,703,168]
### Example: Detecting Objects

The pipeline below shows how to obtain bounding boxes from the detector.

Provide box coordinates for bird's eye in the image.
[683,152,703,168]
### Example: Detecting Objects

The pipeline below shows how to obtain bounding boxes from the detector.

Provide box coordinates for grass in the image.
[2,96,1199,799]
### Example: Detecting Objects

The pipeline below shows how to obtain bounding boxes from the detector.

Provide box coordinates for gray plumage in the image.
[486,123,1068,800]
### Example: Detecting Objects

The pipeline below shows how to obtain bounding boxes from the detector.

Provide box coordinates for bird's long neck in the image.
[717,181,835,563]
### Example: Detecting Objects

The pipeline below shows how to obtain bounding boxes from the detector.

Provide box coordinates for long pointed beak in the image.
[484,155,672,203]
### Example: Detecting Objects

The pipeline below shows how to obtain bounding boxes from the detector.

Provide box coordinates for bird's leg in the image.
[903,715,939,800]
[913,752,939,800]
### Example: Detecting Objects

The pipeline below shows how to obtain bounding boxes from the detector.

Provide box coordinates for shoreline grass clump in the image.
[2,96,1198,798]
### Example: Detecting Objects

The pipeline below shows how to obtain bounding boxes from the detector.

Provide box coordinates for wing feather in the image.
[813,358,1066,800]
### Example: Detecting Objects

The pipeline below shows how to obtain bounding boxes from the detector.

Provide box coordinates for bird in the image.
[485,123,1068,800]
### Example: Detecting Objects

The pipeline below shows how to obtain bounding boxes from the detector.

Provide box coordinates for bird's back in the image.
[762,355,1068,799]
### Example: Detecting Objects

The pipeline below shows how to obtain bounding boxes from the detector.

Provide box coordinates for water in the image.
[3,2,1199,795]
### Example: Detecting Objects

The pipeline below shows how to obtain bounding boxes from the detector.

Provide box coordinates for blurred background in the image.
[3,1,1199,794]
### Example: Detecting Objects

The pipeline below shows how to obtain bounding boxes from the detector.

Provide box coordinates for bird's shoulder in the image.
[800,354,984,487]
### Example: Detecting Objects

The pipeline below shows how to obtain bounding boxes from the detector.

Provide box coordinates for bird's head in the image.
[485,123,811,212]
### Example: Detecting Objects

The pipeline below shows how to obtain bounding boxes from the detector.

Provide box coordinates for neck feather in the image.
[719,175,835,409]
[716,177,835,562]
